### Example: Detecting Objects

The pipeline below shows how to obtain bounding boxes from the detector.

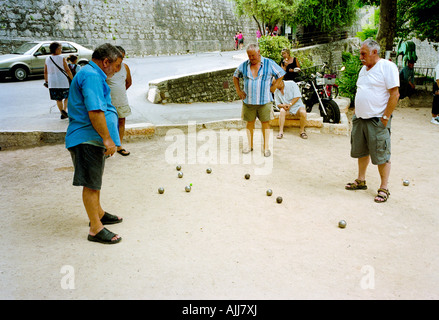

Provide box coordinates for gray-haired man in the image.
[345,39,400,203]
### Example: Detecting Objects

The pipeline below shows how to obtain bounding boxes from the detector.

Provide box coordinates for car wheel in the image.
[13,66,28,81]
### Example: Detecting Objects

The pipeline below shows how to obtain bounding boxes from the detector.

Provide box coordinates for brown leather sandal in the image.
[345,179,367,190]
[374,188,390,203]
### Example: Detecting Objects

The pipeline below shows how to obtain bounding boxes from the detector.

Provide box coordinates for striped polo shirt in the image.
[234,56,286,105]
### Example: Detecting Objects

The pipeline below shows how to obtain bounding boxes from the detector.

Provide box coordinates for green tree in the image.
[287,0,357,33]
[229,0,357,35]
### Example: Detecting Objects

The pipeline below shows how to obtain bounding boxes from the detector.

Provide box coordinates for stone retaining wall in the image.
[148,67,239,104]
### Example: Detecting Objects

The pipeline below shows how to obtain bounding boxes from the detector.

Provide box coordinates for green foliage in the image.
[287,0,357,33]
[258,36,291,64]
[229,0,358,35]
[336,52,362,101]
[356,27,378,41]
[258,35,313,68]
[397,0,439,42]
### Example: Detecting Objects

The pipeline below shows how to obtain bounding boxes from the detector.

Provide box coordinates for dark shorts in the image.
[68,143,106,190]
[49,88,69,101]
[350,115,391,165]
[433,95,439,115]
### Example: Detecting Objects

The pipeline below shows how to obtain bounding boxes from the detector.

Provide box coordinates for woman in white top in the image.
[44,42,73,119]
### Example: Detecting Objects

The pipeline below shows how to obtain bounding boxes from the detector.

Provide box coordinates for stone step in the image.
[269,112,323,128]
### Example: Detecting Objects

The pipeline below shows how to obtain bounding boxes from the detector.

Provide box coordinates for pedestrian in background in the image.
[44,42,73,119]
[106,46,132,156]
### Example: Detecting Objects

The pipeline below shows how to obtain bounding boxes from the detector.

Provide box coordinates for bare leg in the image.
[117,117,126,152]
[298,107,307,134]
[261,121,270,152]
[278,108,286,137]
[82,187,120,241]
[246,120,255,150]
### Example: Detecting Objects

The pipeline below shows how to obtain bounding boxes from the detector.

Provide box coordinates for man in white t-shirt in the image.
[431,62,439,124]
[273,80,308,139]
[345,39,400,203]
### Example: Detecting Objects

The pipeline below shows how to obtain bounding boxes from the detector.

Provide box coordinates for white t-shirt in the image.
[45,55,70,89]
[355,59,399,119]
[274,80,305,108]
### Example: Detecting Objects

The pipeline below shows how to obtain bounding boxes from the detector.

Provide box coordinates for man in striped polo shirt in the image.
[233,43,286,157]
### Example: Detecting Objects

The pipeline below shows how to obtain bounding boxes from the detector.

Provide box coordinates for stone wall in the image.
[0,0,258,56]
[148,67,239,104]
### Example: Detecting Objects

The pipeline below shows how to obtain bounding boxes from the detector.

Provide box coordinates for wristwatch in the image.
[382,115,388,120]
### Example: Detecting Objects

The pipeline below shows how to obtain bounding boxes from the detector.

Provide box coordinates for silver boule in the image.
[338,220,347,228]
[403,180,410,186]
[158,187,164,194]
[185,185,191,192]
[266,189,273,196]
[178,172,183,178]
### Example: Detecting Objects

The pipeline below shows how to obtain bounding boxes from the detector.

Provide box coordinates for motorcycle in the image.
[295,66,341,124]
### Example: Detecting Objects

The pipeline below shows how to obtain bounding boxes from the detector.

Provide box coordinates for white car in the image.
[0,41,93,81]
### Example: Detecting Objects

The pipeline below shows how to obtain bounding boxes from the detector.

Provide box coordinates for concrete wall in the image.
[0,0,258,56]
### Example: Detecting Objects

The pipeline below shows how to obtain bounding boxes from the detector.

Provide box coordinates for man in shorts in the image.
[345,39,400,203]
[106,46,133,156]
[66,43,124,244]
[233,43,285,157]
[273,79,308,139]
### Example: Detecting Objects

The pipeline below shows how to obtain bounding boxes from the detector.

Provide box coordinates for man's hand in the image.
[103,138,116,156]
[237,89,246,100]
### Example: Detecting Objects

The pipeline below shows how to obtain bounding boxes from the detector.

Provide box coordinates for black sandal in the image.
[89,212,123,226]
[117,149,130,156]
[87,228,122,244]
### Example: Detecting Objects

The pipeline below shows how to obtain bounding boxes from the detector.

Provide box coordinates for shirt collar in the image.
[88,60,107,80]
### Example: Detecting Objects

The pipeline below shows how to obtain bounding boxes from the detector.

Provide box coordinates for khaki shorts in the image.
[350,115,391,165]
[115,104,132,118]
[242,102,273,122]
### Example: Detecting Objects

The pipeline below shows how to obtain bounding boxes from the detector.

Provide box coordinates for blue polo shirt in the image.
[234,56,286,105]
[65,61,121,149]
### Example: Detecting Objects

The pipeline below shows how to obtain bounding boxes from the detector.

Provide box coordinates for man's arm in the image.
[125,64,132,90]
[233,76,246,100]
[382,87,400,125]
[88,110,117,156]
[271,76,284,93]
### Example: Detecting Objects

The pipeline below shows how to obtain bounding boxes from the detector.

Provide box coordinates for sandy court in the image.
[1,104,438,299]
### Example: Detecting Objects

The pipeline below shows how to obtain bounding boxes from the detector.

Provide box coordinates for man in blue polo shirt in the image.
[66,43,123,244]
[233,43,285,157]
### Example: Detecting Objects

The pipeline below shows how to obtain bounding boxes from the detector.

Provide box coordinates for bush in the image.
[337,52,362,103]
[258,35,313,69]
[258,36,292,64]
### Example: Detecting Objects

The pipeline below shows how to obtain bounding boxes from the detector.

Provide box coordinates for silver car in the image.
[0,41,93,81]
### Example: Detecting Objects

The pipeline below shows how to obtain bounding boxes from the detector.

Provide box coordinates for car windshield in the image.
[12,42,38,54]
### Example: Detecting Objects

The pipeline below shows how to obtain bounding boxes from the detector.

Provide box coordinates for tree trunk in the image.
[252,15,263,36]
[376,0,398,58]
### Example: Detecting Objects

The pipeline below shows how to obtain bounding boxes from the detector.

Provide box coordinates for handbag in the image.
[50,56,72,84]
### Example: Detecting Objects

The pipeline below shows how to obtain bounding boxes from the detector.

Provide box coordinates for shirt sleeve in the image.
[233,63,244,78]
[385,62,400,89]
[81,74,107,112]
[271,60,286,79]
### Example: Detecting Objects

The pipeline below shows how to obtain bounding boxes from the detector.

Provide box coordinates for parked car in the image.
[0,41,93,81]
